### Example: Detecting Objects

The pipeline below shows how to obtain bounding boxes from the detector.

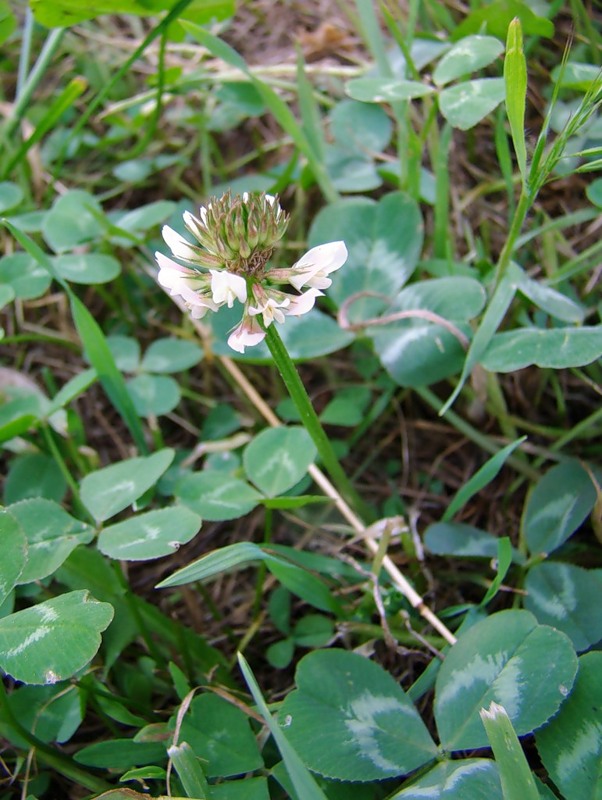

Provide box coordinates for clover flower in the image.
[156,191,347,352]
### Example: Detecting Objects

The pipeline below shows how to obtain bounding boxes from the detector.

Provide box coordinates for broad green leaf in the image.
[371,277,486,387]
[171,693,263,778]
[481,326,602,371]
[523,460,597,554]
[0,590,114,684]
[243,427,317,497]
[536,651,602,800]
[211,776,270,800]
[0,511,27,604]
[80,449,175,523]
[278,649,438,781]
[0,181,23,213]
[480,702,540,800]
[292,614,334,648]
[0,2,15,47]
[31,0,233,27]
[209,307,354,362]
[0,282,14,308]
[443,437,526,521]
[4,452,67,503]
[346,78,435,103]
[52,253,120,284]
[42,190,105,253]
[391,759,503,799]
[504,18,527,182]
[75,738,166,769]
[425,522,524,563]
[325,147,382,193]
[9,499,94,583]
[516,270,584,323]
[330,100,393,154]
[238,653,330,800]
[140,338,203,373]
[439,78,506,130]
[524,562,602,652]
[106,335,141,373]
[308,193,423,321]
[551,62,602,92]
[0,252,52,299]
[113,200,176,233]
[433,36,504,86]
[127,374,181,416]
[434,609,578,751]
[5,683,84,745]
[98,506,202,561]
[175,471,261,521]
[452,0,554,40]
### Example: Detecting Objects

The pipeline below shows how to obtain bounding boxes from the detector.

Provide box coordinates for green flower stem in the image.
[264,324,374,521]
[0,681,112,794]
[493,187,531,288]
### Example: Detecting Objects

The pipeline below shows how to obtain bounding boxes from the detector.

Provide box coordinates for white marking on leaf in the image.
[6,625,51,657]
[38,605,59,623]
[556,720,601,782]
[344,691,412,772]
[405,760,493,796]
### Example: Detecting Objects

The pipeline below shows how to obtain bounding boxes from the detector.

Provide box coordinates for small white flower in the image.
[156,253,219,315]
[210,270,247,307]
[288,241,348,292]
[227,315,266,353]
[161,225,201,263]
[249,296,289,326]
[285,287,324,316]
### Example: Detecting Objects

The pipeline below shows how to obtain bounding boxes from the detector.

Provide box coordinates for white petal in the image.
[210,271,247,307]
[285,288,323,316]
[227,317,265,353]
[162,225,199,261]
[293,241,348,273]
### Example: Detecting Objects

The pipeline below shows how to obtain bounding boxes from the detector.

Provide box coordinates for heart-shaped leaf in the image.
[0,590,114,684]
[80,449,175,522]
[524,562,602,652]
[481,326,602,372]
[243,427,317,497]
[98,506,202,561]
[536,651,602,800]
[9,499,94,583]
[439,78,505,130]
[434,609,578,750]
[390,759,503,799]
[433,36,504,86]
[175,471,261,521]
[278,649,438,781]
[0,510,27,604]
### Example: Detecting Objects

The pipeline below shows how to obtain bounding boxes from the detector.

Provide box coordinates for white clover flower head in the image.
[155,191,348,352]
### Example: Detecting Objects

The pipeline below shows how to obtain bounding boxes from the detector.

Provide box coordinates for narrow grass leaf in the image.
[295,49,324,161]
[479,537,513,607]
[480,702,539,800]
[504,18,528,184]
[441,268,518,413]
[442,437,526,521]
[1,221,147,453]
[167,741,210,798]
[237,652,330,800]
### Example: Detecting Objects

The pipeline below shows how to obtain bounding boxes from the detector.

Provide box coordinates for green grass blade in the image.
[441,269,518,413]
[480,702,540,800]
[442,436,527,521]
[237,652,329,800]
[295,48,325,161]
[2,77,87,178]
[504,18,528,185]
[1,220,148,454]
[168,741,210,799]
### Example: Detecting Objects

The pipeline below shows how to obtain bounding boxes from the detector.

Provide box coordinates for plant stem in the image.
[493,187,531,288]
[264,324,374,520]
